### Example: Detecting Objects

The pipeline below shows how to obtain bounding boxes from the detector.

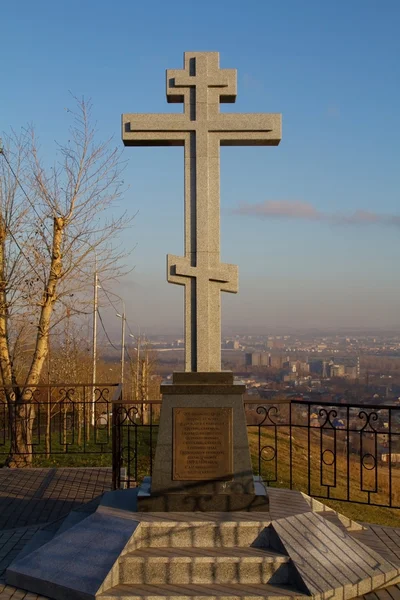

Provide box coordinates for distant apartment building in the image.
[270,355,284,369]
[245,352,284,368]
[245,352,270,367]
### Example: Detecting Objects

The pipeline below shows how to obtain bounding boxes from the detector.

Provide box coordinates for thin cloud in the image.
[232,200,400,227]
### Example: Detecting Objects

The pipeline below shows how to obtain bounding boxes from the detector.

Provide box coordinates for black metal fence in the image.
[112,400,160,490]
[0,384,119,467]
[2,385,400,509]
[245,399,400,509]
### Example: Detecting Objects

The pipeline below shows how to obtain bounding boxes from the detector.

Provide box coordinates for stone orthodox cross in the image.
[123,52,281,372]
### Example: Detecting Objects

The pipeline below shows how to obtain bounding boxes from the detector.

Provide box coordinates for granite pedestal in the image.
[137,372,269,512]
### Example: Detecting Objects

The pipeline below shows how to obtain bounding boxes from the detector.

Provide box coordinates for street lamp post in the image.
[129,326,141,401]
[116,305,126,389]
[91,261,99,426]
[103,289,126,395]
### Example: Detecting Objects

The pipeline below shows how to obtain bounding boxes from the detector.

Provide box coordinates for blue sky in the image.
[1,0,400,335]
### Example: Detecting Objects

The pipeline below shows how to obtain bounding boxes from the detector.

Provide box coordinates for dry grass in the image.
[247,425,400,526]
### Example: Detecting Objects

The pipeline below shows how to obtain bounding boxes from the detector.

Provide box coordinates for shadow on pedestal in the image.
[137,372,269,512]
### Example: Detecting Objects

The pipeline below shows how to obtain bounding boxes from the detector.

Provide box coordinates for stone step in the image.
[131,515,271,550]
[98,582,308,600]
[119,546,291,585]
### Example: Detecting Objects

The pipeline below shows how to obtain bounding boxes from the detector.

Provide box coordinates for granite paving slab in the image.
[6,510,140,599]
[353,525,400,565]
[271,511,400,599]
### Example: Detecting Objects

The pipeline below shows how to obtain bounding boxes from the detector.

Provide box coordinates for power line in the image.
[125,319,138,340]
[98,280,137,339]
[97,280,121,314]
[97,281,137,366]
[101,284,138,342]
[124,344,135,363]
[96,307,119,352]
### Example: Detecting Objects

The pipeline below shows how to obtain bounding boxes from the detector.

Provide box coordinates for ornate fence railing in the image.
[1,386,399,509]
[245,399,400,509]
[111,398,160,490]
[112,398,400,508]
[0,384,119,467]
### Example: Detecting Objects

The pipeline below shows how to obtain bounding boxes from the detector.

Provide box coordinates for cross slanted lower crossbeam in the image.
[123,52,281,372]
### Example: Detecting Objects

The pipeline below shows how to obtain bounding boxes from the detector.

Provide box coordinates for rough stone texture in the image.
[160,381,245,395]
[149,391,255,497]
[118,546,291,585]
[172,372,234,385]
[97,582,307,600]
[137,489,269,513]
[122,511,273,550]
[122,52,282,372]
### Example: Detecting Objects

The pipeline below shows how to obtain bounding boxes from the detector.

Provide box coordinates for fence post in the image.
[111,384,123,490]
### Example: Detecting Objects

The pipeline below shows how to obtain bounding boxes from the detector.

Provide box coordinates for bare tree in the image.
[0,97,132,466]
[126,342,161,424]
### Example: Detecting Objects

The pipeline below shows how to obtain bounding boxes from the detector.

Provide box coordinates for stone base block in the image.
[137,476,269,512]
[137,493,269,512]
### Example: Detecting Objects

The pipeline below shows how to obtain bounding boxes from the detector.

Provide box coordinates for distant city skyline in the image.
[2,1,400,335]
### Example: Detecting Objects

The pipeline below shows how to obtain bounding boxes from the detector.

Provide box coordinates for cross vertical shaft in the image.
[122,52,281,372]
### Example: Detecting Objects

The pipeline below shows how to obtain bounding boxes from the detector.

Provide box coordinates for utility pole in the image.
[128,329,141,402]
[117,303,126,395]
[91,268,98,426]
[121,311,126,387]
[136,334,140,401]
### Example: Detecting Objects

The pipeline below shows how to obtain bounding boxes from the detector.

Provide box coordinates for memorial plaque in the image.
[173,407,233,480]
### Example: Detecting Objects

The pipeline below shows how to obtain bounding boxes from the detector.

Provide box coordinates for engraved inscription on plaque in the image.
[173,407,233,480]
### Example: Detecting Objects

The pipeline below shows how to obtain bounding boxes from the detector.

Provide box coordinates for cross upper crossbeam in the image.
[123,113,280,144]
[122,52,281,372]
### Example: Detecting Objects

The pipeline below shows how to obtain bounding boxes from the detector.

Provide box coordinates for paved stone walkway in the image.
[0,466,112,596]
[0,467,112,531]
